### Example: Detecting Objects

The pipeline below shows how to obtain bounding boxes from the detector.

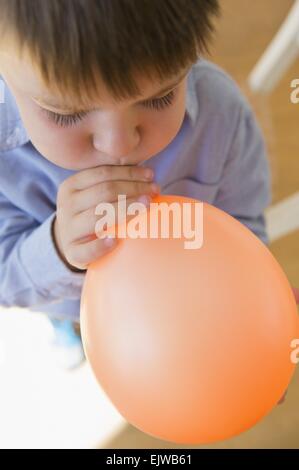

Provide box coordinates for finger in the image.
[94,195,151,237]
[70,195,152,242]
[71,180,159,214]
[69,235,119,270]
[68,164,154,191]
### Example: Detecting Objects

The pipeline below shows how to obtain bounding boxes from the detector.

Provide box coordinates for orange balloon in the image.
[80,195,299,444]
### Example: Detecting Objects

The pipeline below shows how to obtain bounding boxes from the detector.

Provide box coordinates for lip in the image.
[102,156,146,166]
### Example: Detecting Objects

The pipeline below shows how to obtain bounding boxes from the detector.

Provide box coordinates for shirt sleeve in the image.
[214,102,272,244]
[0,192,85,308]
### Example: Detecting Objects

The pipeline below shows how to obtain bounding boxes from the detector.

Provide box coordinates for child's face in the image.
[0,46,189,170]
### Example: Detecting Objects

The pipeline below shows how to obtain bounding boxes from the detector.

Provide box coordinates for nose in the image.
[92,114,140,162]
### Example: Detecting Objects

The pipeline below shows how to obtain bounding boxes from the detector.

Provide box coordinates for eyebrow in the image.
[33,69,190,113]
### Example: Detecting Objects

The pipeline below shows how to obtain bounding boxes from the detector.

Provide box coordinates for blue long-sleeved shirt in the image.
[0,60,271,321]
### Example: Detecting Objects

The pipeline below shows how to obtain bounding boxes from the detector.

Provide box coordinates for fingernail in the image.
[144,168,154,180]
[104,236,117,247]
[150,183,160,195]
[138,195,151,207]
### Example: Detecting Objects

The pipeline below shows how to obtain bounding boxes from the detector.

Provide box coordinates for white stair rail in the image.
[248,0,299,93]
[265,191,299,243]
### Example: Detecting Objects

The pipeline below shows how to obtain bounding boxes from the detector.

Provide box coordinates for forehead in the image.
[0,44,189,111]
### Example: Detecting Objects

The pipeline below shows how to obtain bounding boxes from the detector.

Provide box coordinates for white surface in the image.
[248,0,299,93]
[0,307,125,449]
[265,191,299,242]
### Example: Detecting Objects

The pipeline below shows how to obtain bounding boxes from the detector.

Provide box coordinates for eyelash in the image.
[42,89,176,128]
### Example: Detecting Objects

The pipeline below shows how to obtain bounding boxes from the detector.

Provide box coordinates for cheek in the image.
[142,94,186,158]
[5,85,87,168]
[29,123,87,169]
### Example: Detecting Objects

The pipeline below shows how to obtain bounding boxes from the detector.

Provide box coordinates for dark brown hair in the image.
[0,0,219,105]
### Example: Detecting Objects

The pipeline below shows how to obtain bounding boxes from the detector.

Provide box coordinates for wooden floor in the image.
[101,0,299,449]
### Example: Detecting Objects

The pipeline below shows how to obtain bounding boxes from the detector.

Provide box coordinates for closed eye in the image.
[41,89,177,128]
[41,109,88,127]
[143,89,176,111]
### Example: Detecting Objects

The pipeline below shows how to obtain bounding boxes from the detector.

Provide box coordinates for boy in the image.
[0,1,270,367]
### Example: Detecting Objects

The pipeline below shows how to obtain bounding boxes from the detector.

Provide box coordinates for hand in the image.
[53,165,160,271]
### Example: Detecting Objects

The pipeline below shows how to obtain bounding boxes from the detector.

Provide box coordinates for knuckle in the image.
[57,185,65,202]
[67,249,85,268]
[67,194,78,214]
[128,165,135,179]
[136,181,146,193]
[57,180,70,200]
[101,181,115,199]
[98,166,110,181]
[56,205,64,220]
